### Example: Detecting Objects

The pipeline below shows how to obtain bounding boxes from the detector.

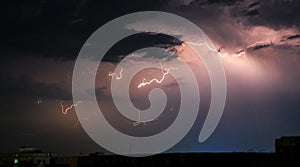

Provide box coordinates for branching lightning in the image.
[186,40,270,57]
[108,67,123,80]
[185,41,225,57]
[186,41,219,53]
[137,63,176,88]
[60,100,82,115]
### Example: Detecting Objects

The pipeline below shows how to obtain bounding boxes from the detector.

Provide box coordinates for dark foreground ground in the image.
[1,152,300,167]
[79,153,300,167]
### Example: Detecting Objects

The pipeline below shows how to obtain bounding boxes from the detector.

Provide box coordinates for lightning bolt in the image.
[108,67,123,80]
[185,41,225,57]
[186,41,254,57]
[186,41,219,52]
[137,64,176,88]
[60,100,82,115]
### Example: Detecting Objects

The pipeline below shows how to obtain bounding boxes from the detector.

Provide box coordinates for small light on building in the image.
[14,159,18,164]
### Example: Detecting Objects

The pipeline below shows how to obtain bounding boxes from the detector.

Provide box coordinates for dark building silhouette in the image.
[0,147,56,167]
[1,138,300,167]
[55,157,77,167]
[275,136,300,153]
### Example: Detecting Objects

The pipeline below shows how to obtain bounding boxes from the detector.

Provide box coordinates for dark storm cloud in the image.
[245,9,259,16]
[248,1,260,8]
[1,0,168,61]
[102,33,182,62]
[2,0,298,61]
[246,43,271,51]
[240,0,300,29]
[241,1,260,16]
[187,0,300,30]
[286,34,300,40]
[0,75,71,100]
[169,0,243,7]
[244,43,300,59]
[164,0,300,58]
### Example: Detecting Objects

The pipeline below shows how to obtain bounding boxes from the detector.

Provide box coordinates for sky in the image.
[1,0,300,155]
